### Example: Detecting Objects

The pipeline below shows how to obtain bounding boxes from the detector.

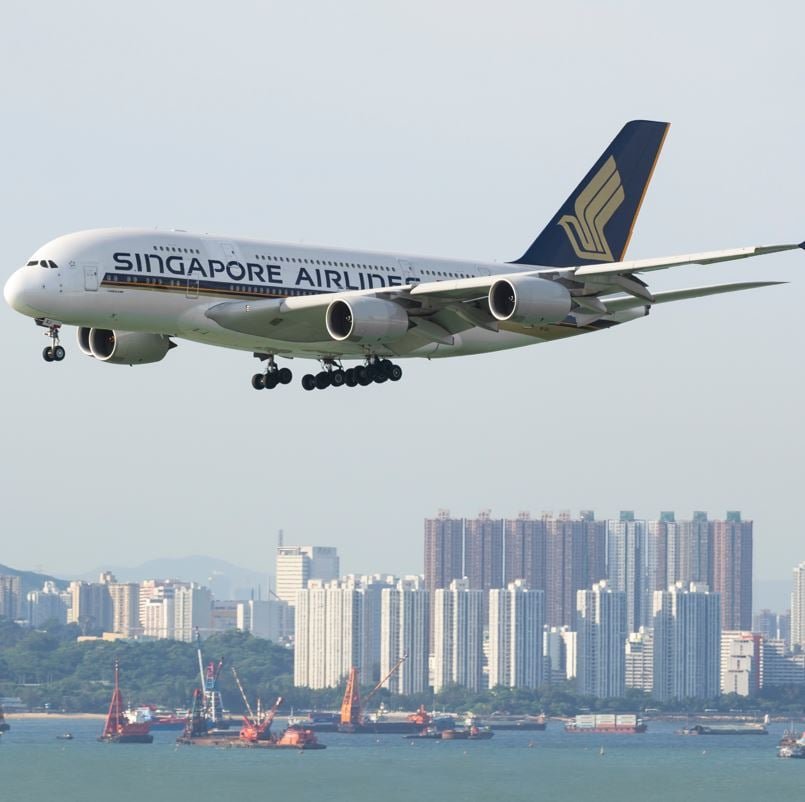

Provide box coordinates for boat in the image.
[488,714,547,731]
[98,661,153,744]
[565,714,647,734]
[0,704,9,733]
[778,737,805,759]
[56,733,74,740]
[679,723,768,736]
[440,714,494,741]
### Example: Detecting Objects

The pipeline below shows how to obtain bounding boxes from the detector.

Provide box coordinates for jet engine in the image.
[488,276,572,325]
[326,297,409,343]
[77,327,175,365]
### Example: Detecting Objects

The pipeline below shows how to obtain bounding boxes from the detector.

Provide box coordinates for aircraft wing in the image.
[602,281,787,313]
[572,243,802,278]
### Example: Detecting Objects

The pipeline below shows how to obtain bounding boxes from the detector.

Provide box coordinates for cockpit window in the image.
[27,260,38,266]
[29,259,58,268]
[48,260,58,269]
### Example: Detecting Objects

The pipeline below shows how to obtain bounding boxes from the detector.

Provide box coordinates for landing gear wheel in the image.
[42,346,54,362]
[315,371,331,390]
[389,364,402,381]
[264,372,279,390]
[53,345,66,361]
[278,367,292,385]
[251,373,265,390]
[374,373,388,384]
[331,370,345,388]
[357,371,372,387]
[380,359,393,377]
[344,368,357,387]
[301,374,316,391]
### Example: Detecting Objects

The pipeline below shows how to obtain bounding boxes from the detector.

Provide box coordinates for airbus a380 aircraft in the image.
[4,120,800,391]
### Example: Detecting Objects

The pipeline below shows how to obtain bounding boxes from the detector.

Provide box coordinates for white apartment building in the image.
[276,545,340,606]
[652,581,721,701]
[294,579,364,689]
[792,562,805,650]
[432,579,484,692]
[173,583,212,642]
[488,580,544,689]
[108,582,141,637]
[236,599,289,642]
[380,577,430,695]
[543,626,576,682]
[625,628,654,693]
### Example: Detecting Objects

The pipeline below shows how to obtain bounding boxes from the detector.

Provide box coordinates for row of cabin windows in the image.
[152,245,201,254]
[252,252,471,279]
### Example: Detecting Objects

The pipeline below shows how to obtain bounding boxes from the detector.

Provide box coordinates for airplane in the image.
[4,120,801,392]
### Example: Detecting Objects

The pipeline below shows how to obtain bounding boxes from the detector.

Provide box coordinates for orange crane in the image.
[340,653,407,728]
[231,666,282,742]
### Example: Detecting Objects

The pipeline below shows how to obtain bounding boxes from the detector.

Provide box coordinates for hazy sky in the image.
[1,1,803,590]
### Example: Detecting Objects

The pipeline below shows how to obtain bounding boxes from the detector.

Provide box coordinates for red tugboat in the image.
[98,661,153,744]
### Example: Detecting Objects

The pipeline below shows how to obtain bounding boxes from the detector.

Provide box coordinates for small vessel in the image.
[56,733,74,740]
[440,714,494,741]
[0,703,10,733]
[98,661,153,744]
[565,714,646,734]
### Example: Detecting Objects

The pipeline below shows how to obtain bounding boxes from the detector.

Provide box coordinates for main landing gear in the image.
[301,357,403,391]
[251,354,293,391]
[41,322,65,362]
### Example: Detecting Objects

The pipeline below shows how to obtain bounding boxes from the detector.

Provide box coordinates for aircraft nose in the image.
[4,267,44,316]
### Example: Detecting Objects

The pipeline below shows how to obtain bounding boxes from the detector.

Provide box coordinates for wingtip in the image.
[799,240,805,250]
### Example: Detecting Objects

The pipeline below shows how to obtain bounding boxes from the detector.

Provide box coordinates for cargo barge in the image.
[488,715,546,732]
[565,714,646,734]
[679,723,767,736]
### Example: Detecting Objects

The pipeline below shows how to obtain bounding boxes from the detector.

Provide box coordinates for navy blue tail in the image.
[513,120,670,267]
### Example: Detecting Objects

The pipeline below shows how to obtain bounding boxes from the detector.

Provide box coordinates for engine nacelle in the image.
[82,328,175,365]
[488,276,572,325]
[326,297,409,343]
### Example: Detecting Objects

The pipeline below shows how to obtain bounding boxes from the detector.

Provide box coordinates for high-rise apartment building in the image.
[546,512,606,627]
[504,512,547,590]
[276,545,340,607]
[792,562,805,650]
[652,581,721,701]
[488,580,545,689]
[236,598,289,642]
[464,511,504,594]
[294,579,365,689]
[432,579,484,692]
[142,595,175,639]
[606,511,648,632]
[720,631,762,696]
[0,575,22,621]
[625,628,653,693]
[26,581,69,627]
[67,579,113,634]
[173,583,212,642]
[543,626,576,682]
[380,577,430,695]
[711,512,752,631]
[108,582,141,637]
[576,580,627,698]
[761,639,805,687]
[424,511,464,594]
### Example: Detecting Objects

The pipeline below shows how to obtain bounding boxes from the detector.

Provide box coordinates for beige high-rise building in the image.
[276,545,340,606]
[380,577,430,695]
[108,582,141,637]
[432,579,484,692]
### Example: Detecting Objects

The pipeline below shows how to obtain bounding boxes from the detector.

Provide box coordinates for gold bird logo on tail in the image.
[558,156,624,262]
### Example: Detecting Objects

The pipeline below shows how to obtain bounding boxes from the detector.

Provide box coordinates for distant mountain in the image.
[79,555,272,601]
[0,563,68,597]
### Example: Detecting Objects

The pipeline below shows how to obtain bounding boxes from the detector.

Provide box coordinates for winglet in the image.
[799,240,805,250]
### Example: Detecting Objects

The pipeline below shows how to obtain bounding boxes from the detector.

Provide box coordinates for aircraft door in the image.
[83,263,99,291]
[397,258,418,283]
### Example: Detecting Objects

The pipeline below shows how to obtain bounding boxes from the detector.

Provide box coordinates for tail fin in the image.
[514,120,670,267]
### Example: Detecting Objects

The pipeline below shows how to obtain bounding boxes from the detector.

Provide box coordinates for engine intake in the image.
[326,297,409,343]
[83,328,175,365]
[488,276,571,325]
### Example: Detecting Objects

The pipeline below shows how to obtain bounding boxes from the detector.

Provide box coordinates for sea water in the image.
[2,718,803,802]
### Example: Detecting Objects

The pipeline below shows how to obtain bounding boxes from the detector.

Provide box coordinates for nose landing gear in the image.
[41,322,65,362]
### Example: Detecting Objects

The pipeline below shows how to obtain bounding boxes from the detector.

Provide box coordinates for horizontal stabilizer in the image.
[604,281,786,312]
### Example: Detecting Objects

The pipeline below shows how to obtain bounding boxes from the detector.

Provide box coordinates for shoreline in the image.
[6,713,106,720]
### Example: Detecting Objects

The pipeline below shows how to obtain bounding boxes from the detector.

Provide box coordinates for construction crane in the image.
[195,628,225,727]
[230,666,283,742]
[340,653,407,728]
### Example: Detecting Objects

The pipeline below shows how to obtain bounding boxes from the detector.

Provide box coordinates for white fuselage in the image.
[4,228,614,362]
